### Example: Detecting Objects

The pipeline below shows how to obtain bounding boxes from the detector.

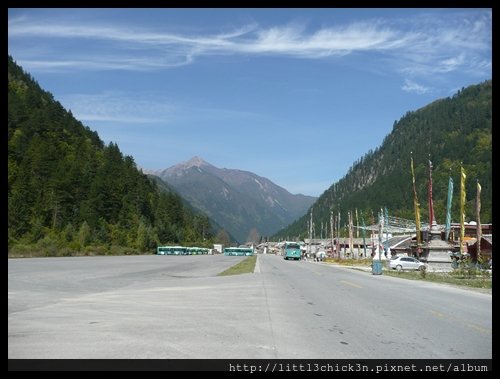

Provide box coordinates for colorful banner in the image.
[411,156,422,248]
[428,159,435,226]
[445,176,454,241]
[337,211,341,257]
[460,165,466,254]
[348,211,354,256]
[384,207,389,254]
[476,180,482,258]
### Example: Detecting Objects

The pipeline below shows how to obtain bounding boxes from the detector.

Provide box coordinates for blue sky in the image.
[8,8,491,197]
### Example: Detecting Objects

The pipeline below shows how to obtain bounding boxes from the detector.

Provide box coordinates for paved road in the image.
[8,254,491,359]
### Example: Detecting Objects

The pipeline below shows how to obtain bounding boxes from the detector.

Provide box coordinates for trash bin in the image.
[371,260,383,275]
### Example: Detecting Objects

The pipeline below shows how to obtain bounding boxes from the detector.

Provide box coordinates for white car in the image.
[389,256,426,271]
[315,251,326,261]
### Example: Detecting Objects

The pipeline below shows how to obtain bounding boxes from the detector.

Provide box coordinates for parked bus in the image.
[157,246,188,255]
[187,247,209,255]
[284,241,302,260]
[224,247,254,256]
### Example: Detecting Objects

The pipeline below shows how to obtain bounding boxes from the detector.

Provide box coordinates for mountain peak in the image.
[184,156,209,168]
[157,157,317,243]
[163,156,214,177]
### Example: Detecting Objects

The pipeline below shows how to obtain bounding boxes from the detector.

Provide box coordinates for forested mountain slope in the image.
[152,156,316,243]
[8,56,215,255]
[274,80,492,240]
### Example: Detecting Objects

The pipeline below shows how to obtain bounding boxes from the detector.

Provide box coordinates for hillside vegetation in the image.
[155,157,316,244]
[274,80,492,239]
[8,56,214,256]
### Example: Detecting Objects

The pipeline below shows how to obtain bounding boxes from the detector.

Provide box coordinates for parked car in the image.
[315,251,326,262]
[389,256,427,271]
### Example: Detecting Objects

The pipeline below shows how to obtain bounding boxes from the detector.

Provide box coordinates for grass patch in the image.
[383,269,492,289]
[325,258,373,266]
[8,243,147,258]
[218,255,257,276]
[324,258,491,290]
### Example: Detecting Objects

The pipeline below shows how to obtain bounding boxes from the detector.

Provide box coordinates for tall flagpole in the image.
[428,156,435,228]
[355,208,359,238]
[370,209,375,256]
[308,208,313,258]
[337,209,341,259]
[476,180,482,261]
[445,168,454,241]
[378,209,384,261]
[348,210,354,258]
[411,153,422,255]
[460,164,466,254]
[355,208,359,257]
[384,207,389,257]
[330,210,334,259]
[361,210,367,258]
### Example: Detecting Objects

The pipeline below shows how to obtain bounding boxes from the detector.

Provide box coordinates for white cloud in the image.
[401,79,431,95]
[61,92,175,124]
[8,18,404,60]
[8,10,491,83]
[391,11,491,79]
[17,55,194,72]
[59,91,271,128]
[439,53,466,73]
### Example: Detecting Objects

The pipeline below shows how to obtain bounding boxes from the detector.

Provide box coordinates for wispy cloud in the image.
[391,11,491,79]
[401,79,431,95]
[8,10,491,87]
[233,21,405,57]
[60,91,268,126]
[19,56,194,72]
[8,18,406,62]
[61,92,175,124]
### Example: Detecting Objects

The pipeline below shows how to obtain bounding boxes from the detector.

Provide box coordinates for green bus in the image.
[157,246,188,255]
[284,242,302,260]
[224,247,254,256]
[187,247,209,255]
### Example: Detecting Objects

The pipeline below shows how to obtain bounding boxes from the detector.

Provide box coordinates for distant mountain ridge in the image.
[151,157,317,243]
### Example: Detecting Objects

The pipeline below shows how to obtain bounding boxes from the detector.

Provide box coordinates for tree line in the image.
[8,56,218,256]
[274,80,492,240]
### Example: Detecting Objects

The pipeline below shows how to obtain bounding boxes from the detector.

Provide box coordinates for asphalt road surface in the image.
[8,254,491,359]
